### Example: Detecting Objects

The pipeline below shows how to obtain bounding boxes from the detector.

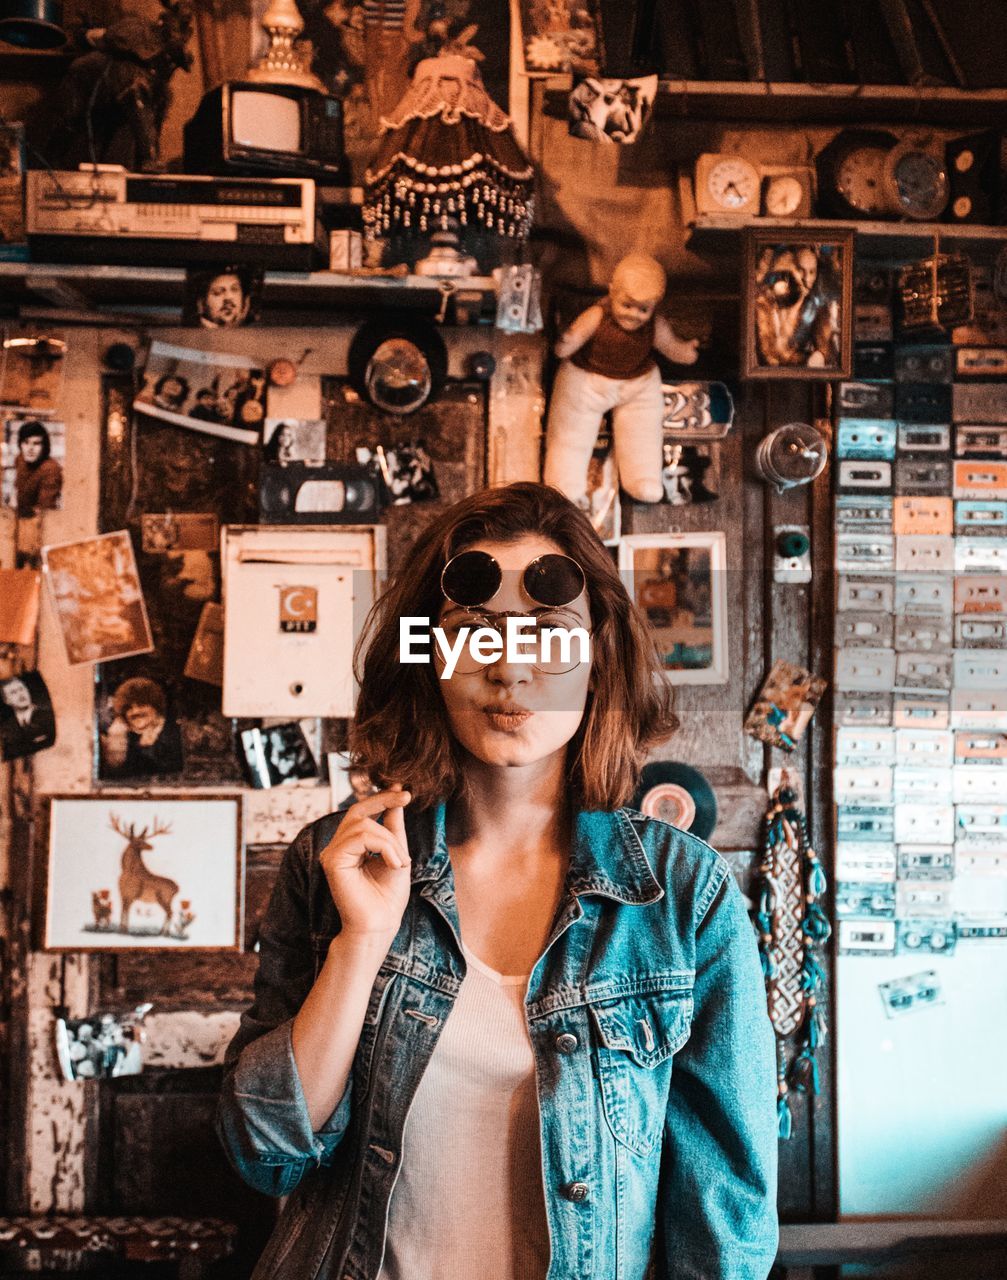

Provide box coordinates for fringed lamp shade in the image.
[363,54,534,243]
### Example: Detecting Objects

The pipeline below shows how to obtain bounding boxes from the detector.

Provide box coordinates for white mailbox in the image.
[221,525,385,718]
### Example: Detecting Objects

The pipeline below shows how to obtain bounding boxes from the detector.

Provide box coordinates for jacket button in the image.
[563,1181,589,1202]
[555,1032,579,1054]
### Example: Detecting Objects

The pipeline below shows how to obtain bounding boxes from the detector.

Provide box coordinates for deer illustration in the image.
[109,814,178,935]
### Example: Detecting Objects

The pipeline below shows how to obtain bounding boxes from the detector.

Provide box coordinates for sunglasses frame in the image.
[440,550,587,611]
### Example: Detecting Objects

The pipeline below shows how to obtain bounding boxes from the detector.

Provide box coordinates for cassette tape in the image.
[836,882,896,918]
[954,499,1007,536]
[892,496,952,536]
[955,347,1007,378]
[957,922,1007,940]
[894,728,953,765]
[854,304,894,342]
[836,533,894,572]
[956,803,1007,836]
[952,649,1007,689]
[893,695,950,729]
[896,919,956,955]
[835,691,893,727]
[897,423,951,452]
[895,535,954,573]
[897,844,954,881]
[895,385,953,423]
[895,343,953,383]
[951,689,1007,728]
[953,382,1007,424]
[839,919,896,954]
[836,612,894,648]
[953,575,1007,614]
[954,536,1007,573]
[836,419,898,460]
[838,381,895,417]
[893,456,952,495]
[854,343,894,379]
[835,727,895,765]
[954,731,1007,763]
[893,765,952,803]
[952,460,1007,499]
[955,425,1007,458]
[836,804,895,842]
[955,614,1007,648]
[836,495,894,532]
[894,574,952,616]
[894,614,953,652]
[895,651,952,691]
[878,970,943,1018]
[955,847,1007,877]
[838,460,893,491]
[835,764,894,803]
[837,576,894,613]
[835,647,897,692]
[894,802,954,845]
[836,841,897,882]
[953,764,1005,804]
[896,881,953,917]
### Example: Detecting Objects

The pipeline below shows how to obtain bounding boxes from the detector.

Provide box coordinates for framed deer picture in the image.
[43,795,242,951]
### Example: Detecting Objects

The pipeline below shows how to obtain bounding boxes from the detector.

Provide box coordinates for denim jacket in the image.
[217,802,779,1280]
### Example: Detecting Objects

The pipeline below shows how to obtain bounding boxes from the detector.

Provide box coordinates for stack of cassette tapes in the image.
[834,299,1007,959]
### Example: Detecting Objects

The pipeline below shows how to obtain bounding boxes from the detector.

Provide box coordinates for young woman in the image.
[218,482,778,1280]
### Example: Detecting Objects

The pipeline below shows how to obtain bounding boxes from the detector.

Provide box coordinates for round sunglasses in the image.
[440,550,586,610]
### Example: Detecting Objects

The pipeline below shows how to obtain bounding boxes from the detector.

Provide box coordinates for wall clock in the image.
[695,153,761,215]
[761,167,814,218]
[883,136,949,222]
[815,129,899,219]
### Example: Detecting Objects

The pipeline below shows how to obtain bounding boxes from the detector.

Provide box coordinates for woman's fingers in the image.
[324,819,407,871]
[381,784,410,860]
[346,788,411,824]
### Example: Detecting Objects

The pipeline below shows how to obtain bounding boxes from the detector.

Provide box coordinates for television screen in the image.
[232,91,301,153]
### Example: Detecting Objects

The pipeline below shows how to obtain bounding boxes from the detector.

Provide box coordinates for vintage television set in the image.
[184,82,348,182]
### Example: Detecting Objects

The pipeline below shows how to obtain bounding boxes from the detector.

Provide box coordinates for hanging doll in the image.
[543,253,699,505]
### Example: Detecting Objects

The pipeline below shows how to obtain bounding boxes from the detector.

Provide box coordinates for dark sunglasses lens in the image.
[441,550,501,606]
[524,554,585,607]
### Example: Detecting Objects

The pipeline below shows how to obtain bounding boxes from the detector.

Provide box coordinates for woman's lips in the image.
[482,706,532,732]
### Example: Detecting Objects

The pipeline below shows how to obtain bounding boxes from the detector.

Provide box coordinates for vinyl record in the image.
[631,761,717,841]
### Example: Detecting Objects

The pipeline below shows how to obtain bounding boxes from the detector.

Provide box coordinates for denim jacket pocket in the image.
[589,988,694,1156]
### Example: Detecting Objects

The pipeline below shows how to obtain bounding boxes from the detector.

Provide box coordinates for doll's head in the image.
[608,253,666,332]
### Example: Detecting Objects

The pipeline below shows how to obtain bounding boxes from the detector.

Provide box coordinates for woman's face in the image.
[20,434,44,463]
[435,534,593,775]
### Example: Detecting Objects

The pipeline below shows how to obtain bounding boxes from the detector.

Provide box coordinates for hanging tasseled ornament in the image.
[755,775,831,1138]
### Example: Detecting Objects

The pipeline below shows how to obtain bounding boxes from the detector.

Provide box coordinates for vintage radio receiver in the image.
[26,168,320,269]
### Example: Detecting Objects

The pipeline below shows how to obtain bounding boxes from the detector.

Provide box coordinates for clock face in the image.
[890,150,949,220]
[835,147,889,215]
[707,158,760,211]
[765,175,805,217]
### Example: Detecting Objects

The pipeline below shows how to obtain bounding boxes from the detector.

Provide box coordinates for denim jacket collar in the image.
[406,801,664,906]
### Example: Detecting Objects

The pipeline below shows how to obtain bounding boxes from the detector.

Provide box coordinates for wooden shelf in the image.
[0,263,499,325]
[687,214,1007,259]
[653,80,1007,126]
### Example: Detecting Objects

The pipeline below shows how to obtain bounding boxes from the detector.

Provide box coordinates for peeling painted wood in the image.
[142,1011,240,1070]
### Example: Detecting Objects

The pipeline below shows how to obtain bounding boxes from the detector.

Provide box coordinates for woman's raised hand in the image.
[319,786,412,943]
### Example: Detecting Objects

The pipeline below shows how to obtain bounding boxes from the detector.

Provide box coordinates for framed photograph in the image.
[742,229,853,380]
[43,795,242,951]
[42,531,154,666]
[619,532,729,684]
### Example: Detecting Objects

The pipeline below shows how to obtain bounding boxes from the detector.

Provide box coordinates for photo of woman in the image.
[2,418,64,516]
[217,482,778,1280]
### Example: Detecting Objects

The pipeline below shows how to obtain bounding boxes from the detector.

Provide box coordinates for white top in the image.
[377,942,551,1279]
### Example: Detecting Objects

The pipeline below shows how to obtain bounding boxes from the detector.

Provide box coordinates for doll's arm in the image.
[654,315,699,365]
[554,304,604,359]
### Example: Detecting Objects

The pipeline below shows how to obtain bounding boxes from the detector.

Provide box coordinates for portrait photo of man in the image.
[187,266,262,330]
[3,418,64,516]
[99,675,183,779]
[0,670,56,761]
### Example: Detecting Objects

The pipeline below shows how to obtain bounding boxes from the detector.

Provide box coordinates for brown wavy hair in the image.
[350,482,678,810]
